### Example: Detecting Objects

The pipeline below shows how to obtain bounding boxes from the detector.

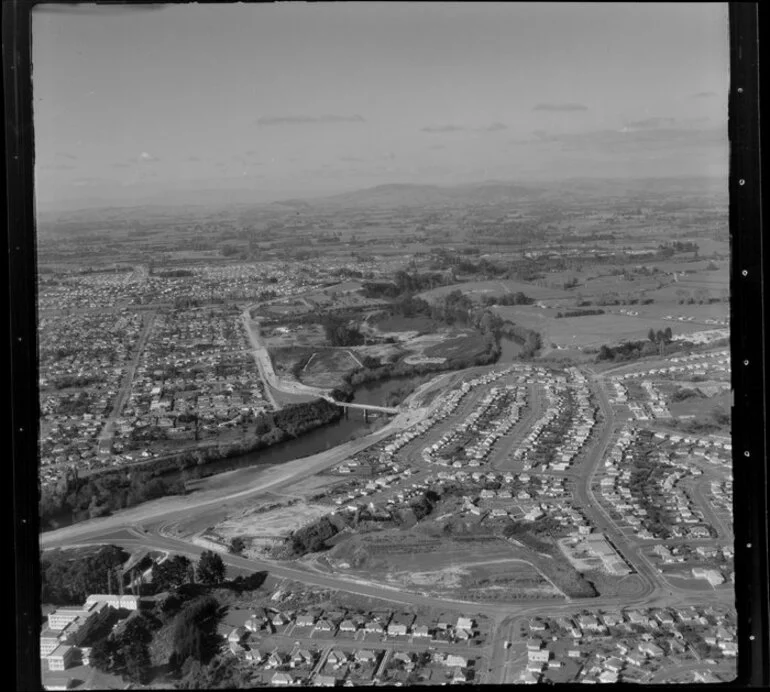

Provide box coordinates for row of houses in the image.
[512,369,597,473]
[381,365,521,461]
[524,606,736,683]
[598,427,718,542]
[422,383,528,468]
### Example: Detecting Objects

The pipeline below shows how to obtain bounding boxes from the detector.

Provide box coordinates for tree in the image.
[196,550,225,586]
[229,536,246,555]
[89,637,117,672]
[647,328,656,343]
[170,595,220,670]
[121,638,151,684]
[123,614,153,645]
[151,554,192,592]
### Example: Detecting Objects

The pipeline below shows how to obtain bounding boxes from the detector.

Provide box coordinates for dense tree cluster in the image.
[90,613,156,684]
[151,555,194,593]
[41,545,130,605]
[555,308,605,318]
[481,291,535,307]
[671,387,705,402]
[647,327,673,344]
[40,467,187,529]
[196,551,226,586]
[596,335,691,362]
[41,399,342,530]
[169,595,222,671]
[321,313,365,347]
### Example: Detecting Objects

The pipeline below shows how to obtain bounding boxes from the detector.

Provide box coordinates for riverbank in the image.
[40,362,476,534]
[40,398,437,549]
[40,398,344,530]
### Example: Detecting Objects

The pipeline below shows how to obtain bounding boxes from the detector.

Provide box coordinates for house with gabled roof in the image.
[355,649,376,664]
[271,671,294,685]
[313,674,337,687]
[327,649,348,667]
[338,619,358,633]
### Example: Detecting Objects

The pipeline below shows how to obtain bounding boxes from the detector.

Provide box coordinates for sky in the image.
[32,2,730,210]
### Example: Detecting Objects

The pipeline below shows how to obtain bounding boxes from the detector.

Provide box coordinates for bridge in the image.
[321,395,399,420]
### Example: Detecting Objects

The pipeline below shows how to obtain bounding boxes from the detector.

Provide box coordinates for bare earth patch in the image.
[209,500,331,556]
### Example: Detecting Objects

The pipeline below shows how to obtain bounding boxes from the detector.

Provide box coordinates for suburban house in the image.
[271,672,294,686]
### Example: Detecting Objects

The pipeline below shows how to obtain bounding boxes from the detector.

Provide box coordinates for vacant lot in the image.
[326,532,559,598]
[210,500,331,557]
[301,349,362,388]
[270,345,316,376]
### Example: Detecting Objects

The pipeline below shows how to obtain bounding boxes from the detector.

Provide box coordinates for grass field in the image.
[327,531,558,597]
[373,314,439,334]
[418,279,571,304]
[270,346,315,375]
[262,323,326,349]
[668,391,731,419]
[423,332,490,360]
[579,275,664,296]
[494,306,724,350]
[301,349,361,388]
[665,576,717,591]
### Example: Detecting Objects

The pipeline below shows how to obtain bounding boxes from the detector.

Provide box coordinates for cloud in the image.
[421,124,466,133]
[40,163,75,171]
[530,126,725,155]
[138,151,159,162]
[339,156,364,162]
[55,152,78,160]
[692,91,718,99]
[256,114,365,126]
[71,177,104,187]
[481,122,507,132]
[624,117,679,130]
[112,162,132,169]
[187,155,201,162]
[533,103,588,112]
[428,144,446,150]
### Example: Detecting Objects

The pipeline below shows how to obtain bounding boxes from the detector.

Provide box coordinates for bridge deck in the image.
[324,397,399,414]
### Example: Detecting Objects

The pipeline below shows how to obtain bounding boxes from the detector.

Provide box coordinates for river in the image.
[46,378,396,529]
[46,345,523,529]
[498,336,523,362]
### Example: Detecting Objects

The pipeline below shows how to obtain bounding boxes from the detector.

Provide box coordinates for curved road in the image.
[41,362,736,685]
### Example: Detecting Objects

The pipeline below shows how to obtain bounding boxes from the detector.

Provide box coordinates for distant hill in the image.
[269,181,545,210]
[38,175,727,223]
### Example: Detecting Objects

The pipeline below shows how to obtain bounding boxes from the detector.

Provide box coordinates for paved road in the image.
[241,306,332,406]
[489,383,545,472]
[96,310,157,456]
[572,374,663,596]
[41,362,737,684]
[690,474,731,539]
